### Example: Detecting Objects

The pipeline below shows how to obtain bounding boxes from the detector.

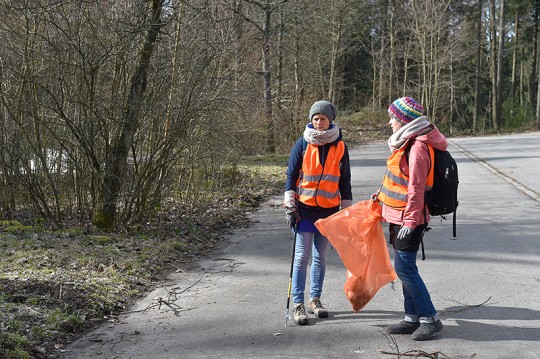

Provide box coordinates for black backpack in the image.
[425,148,459,238]
[406,141,459,238]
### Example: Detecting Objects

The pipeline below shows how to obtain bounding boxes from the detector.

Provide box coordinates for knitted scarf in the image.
[303,123,340,145]
[388,116,433,151]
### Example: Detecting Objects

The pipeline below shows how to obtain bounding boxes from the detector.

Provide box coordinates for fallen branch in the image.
[380,328,399,353]
[170,274,205,296]
[120,275,205,314]
[380,349,451,358]
[440,296,492,314]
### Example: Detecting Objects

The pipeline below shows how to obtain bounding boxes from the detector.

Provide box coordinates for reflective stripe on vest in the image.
[378,143,434,210]
[297,141,345,208]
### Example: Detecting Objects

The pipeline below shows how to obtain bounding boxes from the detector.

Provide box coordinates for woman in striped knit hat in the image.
[375,96,448,341]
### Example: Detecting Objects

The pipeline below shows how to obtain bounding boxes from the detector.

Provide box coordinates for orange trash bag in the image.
[315,200,397,312]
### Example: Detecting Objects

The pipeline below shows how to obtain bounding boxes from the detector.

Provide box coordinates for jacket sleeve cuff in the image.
[340,199,352,209]
[283,190,296,208]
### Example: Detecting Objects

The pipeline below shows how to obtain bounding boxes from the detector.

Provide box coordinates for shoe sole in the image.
[386,323,420,334]
[387,327,419,334]
[314,311,328,318]
[412,324,443,341]
[294,318,308,325]
[388,329,417,334]
[307,308,329,318]
[412,332,440,341]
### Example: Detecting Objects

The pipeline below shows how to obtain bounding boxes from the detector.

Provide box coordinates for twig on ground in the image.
[120,275,205,314]
[440,296,492,314]
[171,274,205,296]
[168,262,185,272]
[380,326,452,358]
[157,297,182,311]
[119,298,197,315]
[380,349,451,358]
[380,328,400,355]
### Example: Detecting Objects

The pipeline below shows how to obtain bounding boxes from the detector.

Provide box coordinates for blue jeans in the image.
[292,231,329,304]
[394,248,438,323]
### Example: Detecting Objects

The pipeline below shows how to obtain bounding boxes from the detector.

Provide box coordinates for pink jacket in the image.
[381,126,448,229]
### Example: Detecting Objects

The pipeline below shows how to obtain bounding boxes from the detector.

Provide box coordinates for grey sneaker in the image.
[293,303,308,325]
[386,320,420,334]
[412,320,443,341]
[307,297,328,318]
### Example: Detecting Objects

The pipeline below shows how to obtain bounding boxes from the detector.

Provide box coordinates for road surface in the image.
[60,132,540,359]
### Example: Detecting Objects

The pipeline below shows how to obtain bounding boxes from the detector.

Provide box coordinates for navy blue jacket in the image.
[285,130,352,229]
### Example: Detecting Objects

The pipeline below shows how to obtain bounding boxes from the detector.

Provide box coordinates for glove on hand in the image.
[371,191,380,202]
[285,207,301,228]
[397,226,413,241]
[341,199,352,209]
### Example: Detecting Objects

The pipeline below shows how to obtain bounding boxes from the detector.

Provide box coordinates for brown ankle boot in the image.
[293,303,308,325]
[307,297,328,318]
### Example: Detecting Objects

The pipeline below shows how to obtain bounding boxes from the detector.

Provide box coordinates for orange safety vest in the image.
[378,142,434,210]
[297,141,345,208]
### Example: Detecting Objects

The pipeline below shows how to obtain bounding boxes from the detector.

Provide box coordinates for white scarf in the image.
[388,116,433,151]
[303,123,340,145]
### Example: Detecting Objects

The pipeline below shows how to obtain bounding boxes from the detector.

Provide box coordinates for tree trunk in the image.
[93,0,166,229]
[377,0,389,108]
[537,56,540,129]
[294,33,302,127]
[489,0,499,130]
[531,0,539,106]
[496,0,505,127]
[371,35,377,108]
[233,0,244,90]
[388,0,395,103]
[450,54,454,135]
[473,0,483,134]
[537,31,540,129]
[262,2,274,153]
[402,42,410,94]
[276,3,284,112]
[510,10,519,111]
[327,5,343,104]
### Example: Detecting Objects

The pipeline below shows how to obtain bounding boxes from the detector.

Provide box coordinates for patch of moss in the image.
[4,223,34,233]
[0,220,23,227]
[88,235,115,245]
[53,228,85,237]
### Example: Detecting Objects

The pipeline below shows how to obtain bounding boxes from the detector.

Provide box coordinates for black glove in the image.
[397,226,413,241]
[285,207,301,228]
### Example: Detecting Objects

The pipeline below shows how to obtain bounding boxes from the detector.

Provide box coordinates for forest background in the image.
[1,0,540,230]
[0,0,539,358]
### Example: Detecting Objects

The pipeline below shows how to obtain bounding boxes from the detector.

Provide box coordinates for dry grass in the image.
[0,158,286,359]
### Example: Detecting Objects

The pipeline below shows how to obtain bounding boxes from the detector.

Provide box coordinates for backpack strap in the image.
[405,139,434,260]
[453,207,457,238]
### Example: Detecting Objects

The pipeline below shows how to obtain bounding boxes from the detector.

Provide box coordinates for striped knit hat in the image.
[388,97,424,124]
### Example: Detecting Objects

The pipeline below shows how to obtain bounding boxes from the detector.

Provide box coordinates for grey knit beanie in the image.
[308,100,337,122]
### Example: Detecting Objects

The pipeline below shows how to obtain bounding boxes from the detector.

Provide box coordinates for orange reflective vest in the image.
[297,141,345,208]
[378,143,434,210]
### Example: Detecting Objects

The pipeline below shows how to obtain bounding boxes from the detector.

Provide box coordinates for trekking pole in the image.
[285,223,298,326]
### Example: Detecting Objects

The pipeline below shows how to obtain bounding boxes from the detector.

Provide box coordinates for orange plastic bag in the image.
[315,200,397,312]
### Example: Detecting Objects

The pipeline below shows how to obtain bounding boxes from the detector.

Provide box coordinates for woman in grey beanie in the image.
[308,100,337,123]
[283,100,352,325]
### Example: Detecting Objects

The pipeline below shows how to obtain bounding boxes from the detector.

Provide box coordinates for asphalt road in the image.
[60,132,540,359]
